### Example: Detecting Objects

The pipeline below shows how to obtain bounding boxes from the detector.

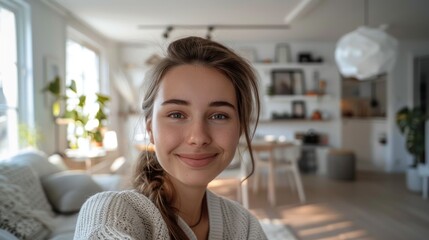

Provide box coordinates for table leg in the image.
[85,158,92,174]
[268,151,276,206]
[423,177,428,199]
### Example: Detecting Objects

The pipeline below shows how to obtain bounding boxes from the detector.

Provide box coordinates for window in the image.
[0,5,18,157]
[0,0,31,158]
[65,38,101,148]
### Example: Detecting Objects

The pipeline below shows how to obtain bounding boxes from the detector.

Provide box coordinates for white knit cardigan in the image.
[74,190,267,240]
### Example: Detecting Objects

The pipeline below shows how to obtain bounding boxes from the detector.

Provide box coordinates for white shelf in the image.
[252,62,330,70]
[266,94,334,101]
[259,119,332,123]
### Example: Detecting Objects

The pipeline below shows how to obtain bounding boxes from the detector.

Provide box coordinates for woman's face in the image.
[147,64,240,188]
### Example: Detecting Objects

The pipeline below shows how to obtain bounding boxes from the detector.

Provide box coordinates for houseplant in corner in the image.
[396,106,427,192]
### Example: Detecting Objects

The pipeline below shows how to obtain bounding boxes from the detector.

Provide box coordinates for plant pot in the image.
[406,167,422,192]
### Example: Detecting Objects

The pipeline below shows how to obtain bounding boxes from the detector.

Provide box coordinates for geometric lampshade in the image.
[335,26,398,80]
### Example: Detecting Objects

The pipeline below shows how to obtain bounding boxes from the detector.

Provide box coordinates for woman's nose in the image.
[187,120,211,146]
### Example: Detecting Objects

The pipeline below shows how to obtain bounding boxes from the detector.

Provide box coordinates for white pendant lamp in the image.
[335,0,398,80]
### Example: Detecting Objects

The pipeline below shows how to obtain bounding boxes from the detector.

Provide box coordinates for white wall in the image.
[28,0,66,154]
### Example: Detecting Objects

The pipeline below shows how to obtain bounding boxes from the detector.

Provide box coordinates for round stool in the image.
[327,149,356,180]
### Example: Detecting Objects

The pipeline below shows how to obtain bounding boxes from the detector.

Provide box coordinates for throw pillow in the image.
[0,164,54,215]
[9,148,61,177]
[41,171,103,213]
[0,176,52,240]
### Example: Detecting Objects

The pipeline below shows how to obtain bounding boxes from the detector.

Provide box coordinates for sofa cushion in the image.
[9,148,61,177]
[41,171,103,213]
[0,164,54,215]
[0,175,52,240]
[0,229,19,240]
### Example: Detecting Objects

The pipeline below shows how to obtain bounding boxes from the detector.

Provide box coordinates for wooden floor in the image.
[208,171,429,240]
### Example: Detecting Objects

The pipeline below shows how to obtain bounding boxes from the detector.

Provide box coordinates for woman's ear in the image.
[146,120,154,144]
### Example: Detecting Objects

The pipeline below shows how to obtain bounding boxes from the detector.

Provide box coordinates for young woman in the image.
[74,36,266,240]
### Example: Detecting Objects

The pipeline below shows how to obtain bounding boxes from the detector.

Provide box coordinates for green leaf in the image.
[396,105,428,166]
[42,76,61,97]
[78,95,86,108]
[68,80,77,93]
[52,100,61,117]
[95,108,107,121]
[96,93,110,106]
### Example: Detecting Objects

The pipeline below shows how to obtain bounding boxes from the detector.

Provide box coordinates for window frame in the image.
[0,0,33,153]
[0,0,33,125]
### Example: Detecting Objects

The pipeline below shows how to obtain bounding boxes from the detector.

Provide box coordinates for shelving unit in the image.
[252,62,341,148]
[259,119,332,123]
[266,94,333,102]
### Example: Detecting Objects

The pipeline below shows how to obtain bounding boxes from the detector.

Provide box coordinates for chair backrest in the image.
[274,145,302,163]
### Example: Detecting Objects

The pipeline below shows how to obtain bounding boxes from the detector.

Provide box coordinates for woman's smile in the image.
[176,153,219,168]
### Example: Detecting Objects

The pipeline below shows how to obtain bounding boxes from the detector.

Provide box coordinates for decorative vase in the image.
[406,167,422,192]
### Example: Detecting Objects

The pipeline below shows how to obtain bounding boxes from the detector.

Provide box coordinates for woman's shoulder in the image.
[83,189,158,214]
[87,189,149,203]
[75,190,169,239]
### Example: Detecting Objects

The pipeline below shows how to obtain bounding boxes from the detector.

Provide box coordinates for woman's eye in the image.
[168,113,185,119]
[210,114,228,120]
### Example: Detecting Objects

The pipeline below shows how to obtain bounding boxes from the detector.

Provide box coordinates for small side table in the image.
[64,148,106,173]
[419,166,429,199]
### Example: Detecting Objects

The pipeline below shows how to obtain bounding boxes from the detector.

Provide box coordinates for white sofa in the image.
[0,149,124,240]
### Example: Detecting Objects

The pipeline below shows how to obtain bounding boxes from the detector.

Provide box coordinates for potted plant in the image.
[396,106,427,192]
[43,78,110,149]
[63,80,110,148]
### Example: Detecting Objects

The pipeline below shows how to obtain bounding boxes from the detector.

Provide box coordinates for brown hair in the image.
[133,36,260,239]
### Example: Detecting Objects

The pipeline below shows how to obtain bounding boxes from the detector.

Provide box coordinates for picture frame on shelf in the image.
[271,69,305,95]
[292,100,306,119]
[271,70,294,95]
[275,43,291,63]
[292,70,305,95]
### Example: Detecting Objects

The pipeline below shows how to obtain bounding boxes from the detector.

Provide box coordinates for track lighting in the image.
[138,24,289,40]
[162,26,173,39]
[206,26,214,40]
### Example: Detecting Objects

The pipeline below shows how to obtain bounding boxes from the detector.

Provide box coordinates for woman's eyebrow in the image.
[161,99,189,106]
[209,101,236,110]
[161,99,236,110]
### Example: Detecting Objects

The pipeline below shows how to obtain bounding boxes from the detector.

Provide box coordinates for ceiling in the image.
[49,0,429,44]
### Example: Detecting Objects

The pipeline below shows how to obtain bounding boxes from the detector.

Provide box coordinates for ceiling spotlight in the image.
[206,26,214,40]
[137,24,289,39]
[163,26,173,39]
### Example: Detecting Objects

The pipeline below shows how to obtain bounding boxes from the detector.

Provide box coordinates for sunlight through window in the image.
[65,39,100,148]
[0,6,19,158]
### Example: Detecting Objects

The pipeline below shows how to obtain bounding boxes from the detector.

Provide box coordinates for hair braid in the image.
[133,152,189,239]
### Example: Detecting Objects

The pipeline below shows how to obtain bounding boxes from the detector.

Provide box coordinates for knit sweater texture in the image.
[74,190,267,239]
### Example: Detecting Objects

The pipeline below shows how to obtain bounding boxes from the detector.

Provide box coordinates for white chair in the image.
[252,144,306,205]
[215,148,251,208]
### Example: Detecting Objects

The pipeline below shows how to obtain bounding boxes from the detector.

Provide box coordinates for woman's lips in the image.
[177,153,218,168]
